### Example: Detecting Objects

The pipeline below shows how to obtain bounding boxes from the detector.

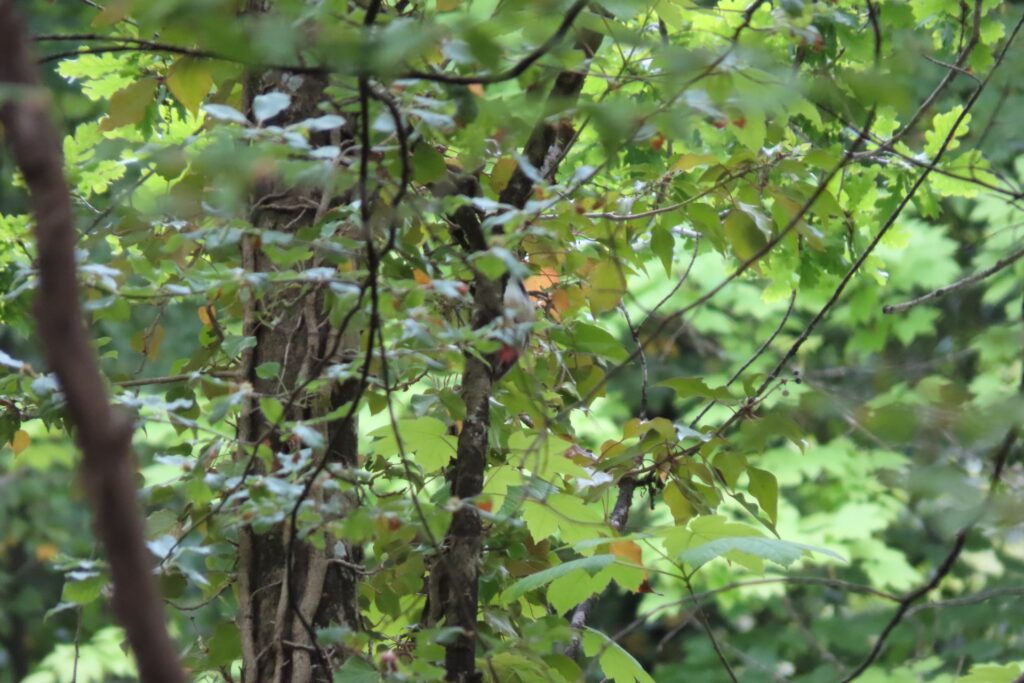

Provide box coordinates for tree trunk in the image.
[235,58,363,683]
[427,25,603,682]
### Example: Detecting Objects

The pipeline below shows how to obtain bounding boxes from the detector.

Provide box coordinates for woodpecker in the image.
[491,277,536,380]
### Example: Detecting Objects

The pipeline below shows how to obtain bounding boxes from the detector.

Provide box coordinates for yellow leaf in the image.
[35,543,58,563]
[609,540,643,567]
[523,267,559,298]
[489,157,518,194]
[672,153,717,172]
[437,0,460,11]
[91,0,130,27]
[413,269,433,286]
[599,440,626,460]
[167,57,213,116]
[12,429,30,455]
[198,305,214,326]
[610,539,649,593]
[146,325,166,361]
[101,78,158,131]
[549,288,570,321]
[647,417,675,439]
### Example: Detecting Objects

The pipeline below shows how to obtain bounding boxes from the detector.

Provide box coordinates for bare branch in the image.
[114,371,236,387]
[883,242,1024,314]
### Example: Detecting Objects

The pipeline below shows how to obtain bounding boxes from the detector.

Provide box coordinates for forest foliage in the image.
[2,0,1024,681]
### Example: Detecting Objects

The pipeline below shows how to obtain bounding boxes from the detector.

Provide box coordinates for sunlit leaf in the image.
[166,57,213,115]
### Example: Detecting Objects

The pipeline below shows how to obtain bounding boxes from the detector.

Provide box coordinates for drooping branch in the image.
[0,3,185,682]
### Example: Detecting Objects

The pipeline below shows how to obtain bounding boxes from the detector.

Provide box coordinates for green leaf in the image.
[412,143,447,184]
[522,499,561,542]
[681,536,844,570]
[723,208,768,263]
[555,322,629,363]
[500,554,616,605]
[489,156,517,193]
[747,467,778,524]
[732,109,766,152]
[61,573,106,605]
[207,622,242,667]
[482,652,564,682]
[959,663,1023,683]
[713,451,747,487]
[925,105,970,157]
[369,417,456,472]
[166,57,213,115]
[650,223,674,276]
[686,202,726,249]
[588,261,627,315]
[256,362,282,379]
[547,570,601,614]
[582,628,655,683]
[663,515,765,556]
[259,397,284,424]
[663,481,693,525]
[101,78,157,131]
[472,250,509,280]
[334,657,382,683]
[657,377,736,402]
[0,413,20,449]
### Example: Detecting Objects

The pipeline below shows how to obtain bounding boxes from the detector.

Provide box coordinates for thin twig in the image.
[904,586,1024,618]
[685,574,739,683]
[839,428,1019,682]
[669,12,1024,475]
[882,0,982,150]
[401,0,591,85]
[689,290,796,429]
[883,242,1024,314]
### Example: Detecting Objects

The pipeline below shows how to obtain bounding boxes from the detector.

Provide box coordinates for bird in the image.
[491,277,536,380]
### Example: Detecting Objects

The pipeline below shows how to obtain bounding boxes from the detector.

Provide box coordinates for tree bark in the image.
[235,38,363,683]
[0,3,185,682]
